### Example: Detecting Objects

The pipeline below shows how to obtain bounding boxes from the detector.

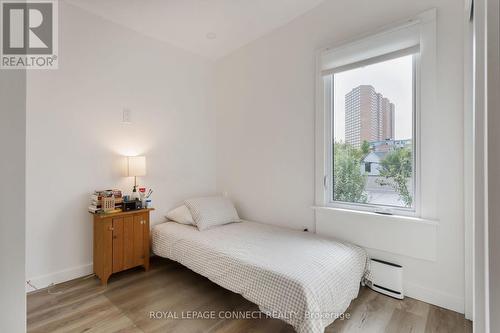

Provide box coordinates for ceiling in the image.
[67,0,325,59]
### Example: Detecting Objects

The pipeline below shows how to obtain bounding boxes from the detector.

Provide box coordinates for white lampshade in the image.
[126,156,146,177]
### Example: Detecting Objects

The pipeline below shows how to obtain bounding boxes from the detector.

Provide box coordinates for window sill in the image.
[312,206,439,226]
[312,206,439,261]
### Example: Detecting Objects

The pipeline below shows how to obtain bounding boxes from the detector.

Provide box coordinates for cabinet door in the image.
[123,216,135,270]
[112,218,124,273]
[94,217,113,284]
[133,214,147,266]
[142,213,150,270]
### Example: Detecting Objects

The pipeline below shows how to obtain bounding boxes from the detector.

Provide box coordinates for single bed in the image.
[152,220,367,333]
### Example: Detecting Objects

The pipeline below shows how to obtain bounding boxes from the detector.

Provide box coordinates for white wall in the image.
[26,2,217,289]
[216,0,466,313]
[0,70,26,331]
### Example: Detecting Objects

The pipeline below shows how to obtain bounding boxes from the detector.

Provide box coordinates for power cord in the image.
[26,280,38,291]
[26,274,96,295]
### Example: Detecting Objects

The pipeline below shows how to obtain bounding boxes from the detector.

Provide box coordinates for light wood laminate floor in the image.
[27,257,472,333]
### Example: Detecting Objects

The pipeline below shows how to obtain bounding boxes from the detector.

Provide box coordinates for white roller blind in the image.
[321,20,422,76]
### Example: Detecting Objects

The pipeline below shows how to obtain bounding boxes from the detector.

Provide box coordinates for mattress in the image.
[152,221,367,333]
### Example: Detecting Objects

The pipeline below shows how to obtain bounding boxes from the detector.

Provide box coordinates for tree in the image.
[377,147,413,207]
[361,140,371,155]
[333,142,367,203]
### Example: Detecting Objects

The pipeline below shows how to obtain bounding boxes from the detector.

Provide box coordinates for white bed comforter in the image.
[152,221,367,333]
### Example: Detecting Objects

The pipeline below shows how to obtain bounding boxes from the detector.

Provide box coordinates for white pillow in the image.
[166,205,194,225]
[184,196,240,231]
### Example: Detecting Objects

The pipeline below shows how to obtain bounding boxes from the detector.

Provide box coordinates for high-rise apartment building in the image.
[345,85,395,147]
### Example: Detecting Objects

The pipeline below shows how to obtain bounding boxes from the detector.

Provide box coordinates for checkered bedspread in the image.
[152,221,367,333]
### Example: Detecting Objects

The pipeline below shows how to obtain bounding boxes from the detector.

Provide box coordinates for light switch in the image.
[122,108,131,124]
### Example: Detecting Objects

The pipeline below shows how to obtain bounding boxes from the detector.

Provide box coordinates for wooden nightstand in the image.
[90,208,154,285]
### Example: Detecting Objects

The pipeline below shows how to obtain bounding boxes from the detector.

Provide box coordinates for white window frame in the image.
[315,9,436,218]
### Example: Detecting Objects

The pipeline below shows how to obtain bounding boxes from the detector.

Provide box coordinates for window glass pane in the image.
[332,54,414,208]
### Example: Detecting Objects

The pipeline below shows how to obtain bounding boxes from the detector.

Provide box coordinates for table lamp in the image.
[126,156,146,196]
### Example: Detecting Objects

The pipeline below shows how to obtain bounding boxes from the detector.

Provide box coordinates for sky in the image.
[333,54,413,141]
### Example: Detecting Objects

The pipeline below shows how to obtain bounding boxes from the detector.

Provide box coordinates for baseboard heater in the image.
[368,258,404,299]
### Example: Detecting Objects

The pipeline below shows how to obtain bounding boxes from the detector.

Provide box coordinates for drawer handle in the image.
[108,226,114,231]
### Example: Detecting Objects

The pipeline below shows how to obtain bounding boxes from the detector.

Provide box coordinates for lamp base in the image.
[132,176,138,199]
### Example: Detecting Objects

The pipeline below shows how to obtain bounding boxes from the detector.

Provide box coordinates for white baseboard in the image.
[404,281,465,314]
[26,263,93,293]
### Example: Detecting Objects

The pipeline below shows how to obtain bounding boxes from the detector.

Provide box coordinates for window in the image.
[315,11,438,216]
[326,53,416,211]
